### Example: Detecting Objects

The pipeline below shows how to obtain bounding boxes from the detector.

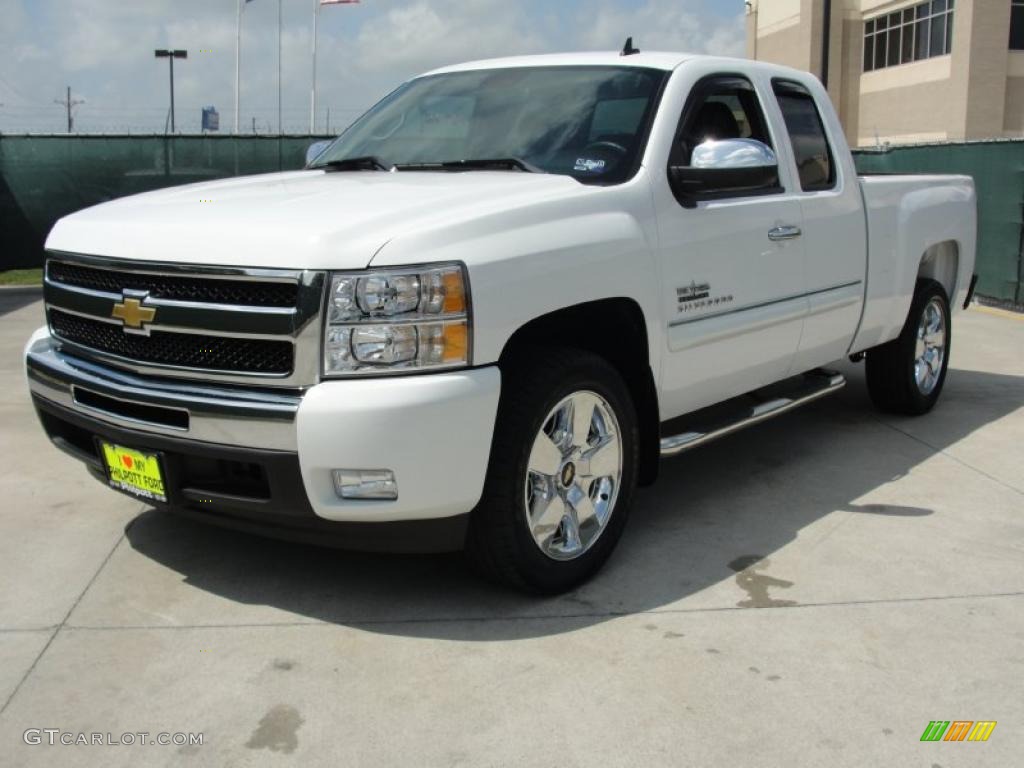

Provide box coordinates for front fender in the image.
[368,178,664,373]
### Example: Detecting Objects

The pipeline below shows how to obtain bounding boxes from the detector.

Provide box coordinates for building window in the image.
[1012,1,1024,50]
[864,0,954,73]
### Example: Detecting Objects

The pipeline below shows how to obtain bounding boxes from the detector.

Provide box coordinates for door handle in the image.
[768,225,802,242]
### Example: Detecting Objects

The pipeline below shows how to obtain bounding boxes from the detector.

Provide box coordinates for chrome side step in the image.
[659,370,846,458]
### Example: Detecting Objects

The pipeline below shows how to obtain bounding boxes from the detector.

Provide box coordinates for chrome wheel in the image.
[524,390,623,561]
[914,297,946,395]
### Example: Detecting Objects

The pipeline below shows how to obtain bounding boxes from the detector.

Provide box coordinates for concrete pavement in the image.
[1,291,1021,766]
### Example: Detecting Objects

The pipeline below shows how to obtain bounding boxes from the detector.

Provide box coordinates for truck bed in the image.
[852,174,977,353]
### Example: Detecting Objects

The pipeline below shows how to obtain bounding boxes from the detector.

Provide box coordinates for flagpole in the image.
[310,0,319,133]
[234,0,242,134]
[277,0,283,134]
[313,1,359,135]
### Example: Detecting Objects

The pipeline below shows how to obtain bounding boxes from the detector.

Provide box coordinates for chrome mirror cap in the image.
[690,138,777,170]
[305,140,332,166]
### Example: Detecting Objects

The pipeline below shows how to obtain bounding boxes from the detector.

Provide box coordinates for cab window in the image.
[772,80,836,192]
[670,75,773,167]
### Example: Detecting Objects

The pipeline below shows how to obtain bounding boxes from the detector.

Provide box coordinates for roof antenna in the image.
[621,37,640,56]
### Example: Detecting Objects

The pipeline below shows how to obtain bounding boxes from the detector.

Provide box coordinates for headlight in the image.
[323,263,470,376]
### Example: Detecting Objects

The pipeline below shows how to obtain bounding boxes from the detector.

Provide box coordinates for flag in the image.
[321,0,360,5]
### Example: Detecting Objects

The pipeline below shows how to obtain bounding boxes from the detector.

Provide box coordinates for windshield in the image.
[311,66,668,184]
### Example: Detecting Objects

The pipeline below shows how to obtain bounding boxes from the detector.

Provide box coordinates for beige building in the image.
[746,0,1024,146]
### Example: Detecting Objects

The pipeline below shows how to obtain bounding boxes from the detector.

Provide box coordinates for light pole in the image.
[154,49,188,133]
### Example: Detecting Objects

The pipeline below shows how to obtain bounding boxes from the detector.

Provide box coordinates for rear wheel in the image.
[866,278,951,415]
[466,347,638,593]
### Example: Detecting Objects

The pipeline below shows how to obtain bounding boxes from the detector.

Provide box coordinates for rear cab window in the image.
[771,80,837,192]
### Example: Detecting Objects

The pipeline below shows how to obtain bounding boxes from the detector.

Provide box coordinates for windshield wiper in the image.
[393,158,543,173]
[316,156,390,172]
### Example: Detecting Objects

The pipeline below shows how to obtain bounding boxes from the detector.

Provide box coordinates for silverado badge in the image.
[676,281,734,314]
[677,281,711,303]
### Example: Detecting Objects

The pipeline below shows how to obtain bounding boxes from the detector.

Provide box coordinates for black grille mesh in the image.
[50,310,293,375]
[48,261,298,308]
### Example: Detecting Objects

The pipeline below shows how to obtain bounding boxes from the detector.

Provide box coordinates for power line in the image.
[0,72,48,106]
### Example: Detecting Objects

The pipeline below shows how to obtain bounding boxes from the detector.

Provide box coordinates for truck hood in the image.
[45,170,589,270]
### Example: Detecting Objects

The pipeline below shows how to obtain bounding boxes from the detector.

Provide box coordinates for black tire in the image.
[466,347,639,594]
[865,278,952,415]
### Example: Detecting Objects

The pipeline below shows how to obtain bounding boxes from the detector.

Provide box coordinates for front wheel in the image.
[865,278,952,415]
[466,347,639,593]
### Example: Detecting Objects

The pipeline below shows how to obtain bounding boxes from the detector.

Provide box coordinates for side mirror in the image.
[669,138,780,208]
[305,140,332,166]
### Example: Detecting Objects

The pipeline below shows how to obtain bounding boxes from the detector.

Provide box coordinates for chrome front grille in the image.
[49,309,295,375]
[44,253,325,387]
[47,260,299,308]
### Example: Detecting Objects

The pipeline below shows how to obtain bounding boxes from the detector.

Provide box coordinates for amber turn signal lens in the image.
[442,323,468,362]
[442,271,466,314]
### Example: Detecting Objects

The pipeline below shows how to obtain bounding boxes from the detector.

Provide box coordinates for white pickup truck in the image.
[26,50,977,593]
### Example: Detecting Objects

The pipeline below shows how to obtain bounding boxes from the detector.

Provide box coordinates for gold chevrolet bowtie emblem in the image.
[111,297,156,329]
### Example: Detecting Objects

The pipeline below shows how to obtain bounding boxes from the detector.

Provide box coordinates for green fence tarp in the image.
[854,142,1024,304]
[2,135,1022,302]
[0,135,333,270]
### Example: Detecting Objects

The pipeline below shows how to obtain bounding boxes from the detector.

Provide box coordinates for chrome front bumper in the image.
[27,326,502,528]
[25,330,300,452]
[25,327,488,551]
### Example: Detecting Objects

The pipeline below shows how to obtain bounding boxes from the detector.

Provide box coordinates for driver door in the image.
[654,74,807,419]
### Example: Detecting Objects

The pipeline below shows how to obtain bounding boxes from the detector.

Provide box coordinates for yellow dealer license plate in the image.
[100,442,167,502]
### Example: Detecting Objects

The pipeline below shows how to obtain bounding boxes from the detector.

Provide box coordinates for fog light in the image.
[332,469,398,500]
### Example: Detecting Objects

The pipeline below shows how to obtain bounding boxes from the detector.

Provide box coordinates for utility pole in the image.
[54,86,85,133]
[154,49,188,133]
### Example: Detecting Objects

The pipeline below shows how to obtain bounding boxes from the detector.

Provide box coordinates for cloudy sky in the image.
[0,0,745,135]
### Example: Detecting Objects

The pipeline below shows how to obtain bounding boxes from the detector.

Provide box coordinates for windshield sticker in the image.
[574,158,607,173]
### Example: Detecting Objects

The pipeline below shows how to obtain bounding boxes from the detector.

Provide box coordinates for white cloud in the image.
[577,0,746,56]
[352,0,547,74]
[0,0,745,134]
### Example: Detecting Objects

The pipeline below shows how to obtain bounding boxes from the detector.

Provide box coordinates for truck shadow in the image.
[124,362,1023,641]
[0,287,44,319]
